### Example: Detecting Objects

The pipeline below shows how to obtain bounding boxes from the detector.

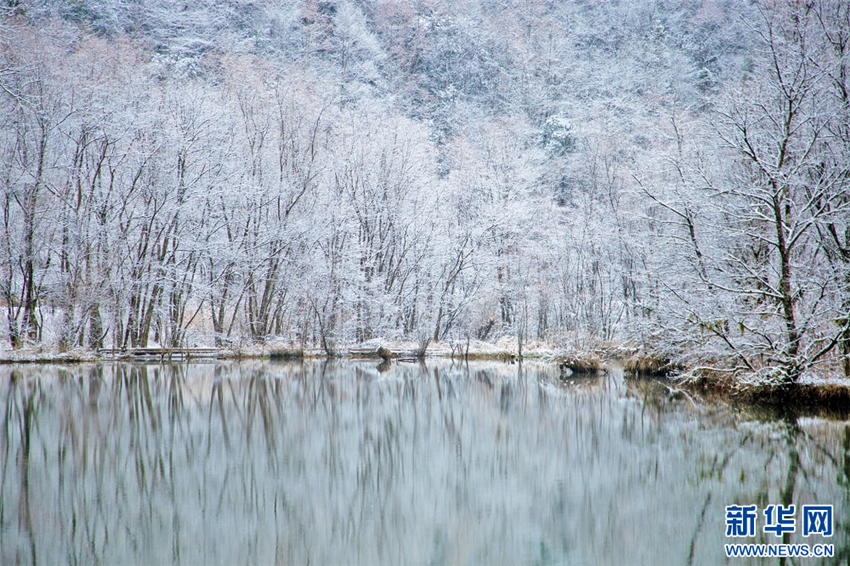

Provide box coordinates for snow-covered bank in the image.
[0,337,589,364]
[4,340,848,418]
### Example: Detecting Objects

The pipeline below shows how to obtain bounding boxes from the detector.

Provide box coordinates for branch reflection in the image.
[0,361,845,565]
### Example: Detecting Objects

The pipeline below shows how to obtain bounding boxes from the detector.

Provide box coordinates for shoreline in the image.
[2,344,849,416]
[0,341,552,366]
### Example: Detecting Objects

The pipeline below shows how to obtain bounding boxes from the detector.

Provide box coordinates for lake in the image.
[0,360,846,565]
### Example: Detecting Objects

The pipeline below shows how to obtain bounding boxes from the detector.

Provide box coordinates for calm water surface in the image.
[0,360,847,565]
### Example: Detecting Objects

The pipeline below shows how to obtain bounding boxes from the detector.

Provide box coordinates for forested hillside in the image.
[1,0,848,383]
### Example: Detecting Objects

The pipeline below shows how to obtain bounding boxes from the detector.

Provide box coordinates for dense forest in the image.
[1,0,848,384]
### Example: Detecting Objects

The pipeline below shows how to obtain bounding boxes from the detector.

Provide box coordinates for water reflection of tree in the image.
[0,362,848,565]
[1,370,39,565]
[838,424,850,563]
